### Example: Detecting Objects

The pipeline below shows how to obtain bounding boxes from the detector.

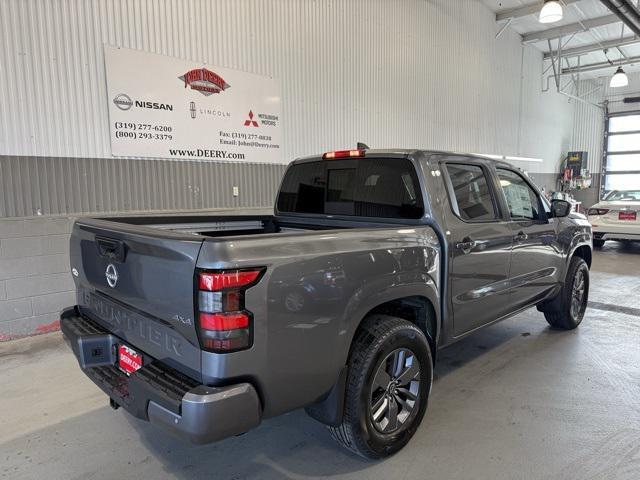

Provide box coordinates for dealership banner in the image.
[104,46,283,163]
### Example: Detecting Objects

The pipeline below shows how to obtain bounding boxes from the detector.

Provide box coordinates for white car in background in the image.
[587,190,640,247]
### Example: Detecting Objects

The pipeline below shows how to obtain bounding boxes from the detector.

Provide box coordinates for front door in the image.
[494,167,562,309]
[441,160,514,337]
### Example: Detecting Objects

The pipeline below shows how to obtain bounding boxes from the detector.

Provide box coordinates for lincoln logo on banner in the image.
[178,68,231,96]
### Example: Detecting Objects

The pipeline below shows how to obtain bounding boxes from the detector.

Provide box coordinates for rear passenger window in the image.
[445,164,497,221]
[354,158,423,218]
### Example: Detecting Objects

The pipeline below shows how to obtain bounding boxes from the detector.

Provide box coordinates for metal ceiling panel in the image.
[489,0,632,57]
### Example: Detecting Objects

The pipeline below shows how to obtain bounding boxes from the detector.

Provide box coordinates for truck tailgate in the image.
[70,218,204,380]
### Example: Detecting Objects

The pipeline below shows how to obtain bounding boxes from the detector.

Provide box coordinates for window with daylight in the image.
[605,114,640,194]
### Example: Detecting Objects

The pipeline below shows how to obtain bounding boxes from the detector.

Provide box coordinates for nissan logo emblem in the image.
[105,264,118,288]
[113,93,133,111]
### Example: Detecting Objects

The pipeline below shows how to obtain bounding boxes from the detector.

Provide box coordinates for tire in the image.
[544,257,589,330]
[593,239,605,248]
[328,315,433,459]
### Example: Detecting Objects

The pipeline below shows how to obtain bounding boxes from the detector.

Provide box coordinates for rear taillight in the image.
[197,268,264,353]
[587,208,609,216]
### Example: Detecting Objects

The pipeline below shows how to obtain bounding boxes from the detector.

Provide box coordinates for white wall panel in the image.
[0,0,575,217]
[519,46,575,174]
[571,79,605,173]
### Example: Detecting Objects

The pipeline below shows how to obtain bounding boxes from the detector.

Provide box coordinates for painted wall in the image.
[0,0,576,337]
[1,0,576,217]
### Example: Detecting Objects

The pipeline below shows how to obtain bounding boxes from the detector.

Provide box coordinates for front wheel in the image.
[593,239,605,248]
[328,315,433,459]
[543,257,589,330]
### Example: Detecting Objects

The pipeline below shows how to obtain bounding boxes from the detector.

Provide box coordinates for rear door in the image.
[439,158,514,336]
[494,167,562,309]
[70,218,204,379]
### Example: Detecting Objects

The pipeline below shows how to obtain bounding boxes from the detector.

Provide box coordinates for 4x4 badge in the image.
[105,264,118,288]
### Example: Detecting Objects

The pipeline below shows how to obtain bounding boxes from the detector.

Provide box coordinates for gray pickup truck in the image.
[61,148,592,459]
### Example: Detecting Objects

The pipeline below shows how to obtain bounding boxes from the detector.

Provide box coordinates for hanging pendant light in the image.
[610,66,629,88]
[539,0,563,24]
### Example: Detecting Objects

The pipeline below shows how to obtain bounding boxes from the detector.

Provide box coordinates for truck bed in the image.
[92,212,412,239]
[94,214,335,237]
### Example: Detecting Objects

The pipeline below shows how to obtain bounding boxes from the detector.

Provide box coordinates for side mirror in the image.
[551,199,571,218]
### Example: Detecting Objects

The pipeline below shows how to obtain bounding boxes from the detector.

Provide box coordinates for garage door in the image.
[604,113,640,192]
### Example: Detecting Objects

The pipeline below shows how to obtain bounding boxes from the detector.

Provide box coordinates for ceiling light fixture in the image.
[539,0,563,24]
[610,66,629,88]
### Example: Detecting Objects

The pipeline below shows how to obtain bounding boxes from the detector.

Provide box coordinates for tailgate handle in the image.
[96,236,127,262]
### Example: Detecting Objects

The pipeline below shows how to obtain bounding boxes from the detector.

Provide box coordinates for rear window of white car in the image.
[604,190,640,201]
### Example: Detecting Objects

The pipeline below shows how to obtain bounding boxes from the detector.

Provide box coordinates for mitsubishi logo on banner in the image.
[244,110,259,127]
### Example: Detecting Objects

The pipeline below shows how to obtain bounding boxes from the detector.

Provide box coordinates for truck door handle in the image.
[456,238,478,254]
[514,231,528,242]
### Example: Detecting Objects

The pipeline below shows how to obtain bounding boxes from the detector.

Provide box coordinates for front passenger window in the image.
[496,168,543,221]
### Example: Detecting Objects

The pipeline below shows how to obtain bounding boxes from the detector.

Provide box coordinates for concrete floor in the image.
[2,243,639,480]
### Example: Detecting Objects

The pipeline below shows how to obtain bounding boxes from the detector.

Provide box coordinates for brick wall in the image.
[0,216,75,340]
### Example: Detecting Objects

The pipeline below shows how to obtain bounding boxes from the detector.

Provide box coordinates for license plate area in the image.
[118,344,143,375]
[619,211,637,221]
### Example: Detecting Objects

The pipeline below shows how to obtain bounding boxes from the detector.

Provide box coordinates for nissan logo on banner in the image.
[113,93,133,111]
[105,264,118,288]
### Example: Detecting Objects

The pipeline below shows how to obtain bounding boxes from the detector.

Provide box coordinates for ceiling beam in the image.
[544,35,640,59]
[561,55,640,74]
[496,0,581,21]
[599,0,640,37]
[522,14,621,42]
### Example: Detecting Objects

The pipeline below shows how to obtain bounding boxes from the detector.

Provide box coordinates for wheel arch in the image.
[359,295,438,364]
[305,291,439,427]
[571,243,592,269]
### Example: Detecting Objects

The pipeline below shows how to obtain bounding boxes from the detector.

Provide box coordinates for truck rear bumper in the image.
[60,306,262,444]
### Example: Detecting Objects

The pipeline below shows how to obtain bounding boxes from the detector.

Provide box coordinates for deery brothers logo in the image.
[179,68,230,96]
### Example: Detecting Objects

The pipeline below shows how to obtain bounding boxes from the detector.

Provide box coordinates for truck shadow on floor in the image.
[0,309,624,480]
[432,309,556,379]
[0,312,569,480]
[127,312,554,479]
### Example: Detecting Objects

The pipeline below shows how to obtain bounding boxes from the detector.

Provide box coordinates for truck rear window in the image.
[277,158,424,219]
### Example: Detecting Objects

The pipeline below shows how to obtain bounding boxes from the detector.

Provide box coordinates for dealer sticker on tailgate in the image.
[118,344,143,375]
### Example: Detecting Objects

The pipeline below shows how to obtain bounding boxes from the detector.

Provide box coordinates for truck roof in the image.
[291,149,515,169]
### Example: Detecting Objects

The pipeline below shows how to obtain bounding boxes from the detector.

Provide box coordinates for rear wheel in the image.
[328,315,433,459]
[543,257,589,330]
[593,239,605,248]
